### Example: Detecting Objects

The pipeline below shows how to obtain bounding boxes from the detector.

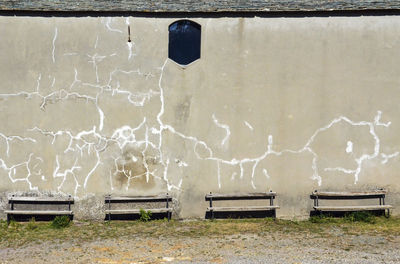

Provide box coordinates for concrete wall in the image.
[0,15,399,219]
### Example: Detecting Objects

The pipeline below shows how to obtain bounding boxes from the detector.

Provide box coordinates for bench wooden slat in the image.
[105,196,171,202]
[205,192,276,201]
[8,197,74,204]
[9,200,74,205]
[313,191,387,196]
[311,191,387,199]
[5,210,73,215]
[207,206,279,212]
[313,205,392,212]
[105,208,172,214]
[9,196,74,202]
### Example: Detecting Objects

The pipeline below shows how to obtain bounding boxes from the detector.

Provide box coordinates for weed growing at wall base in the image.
[7,220,20,230]
[344,211,376,223]
[50,216,71,229]
[139,208,152,222]
[27,218,37,230]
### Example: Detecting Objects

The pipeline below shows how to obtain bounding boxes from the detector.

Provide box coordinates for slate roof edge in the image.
[1,7,400,12]
[2,9,400,18]
[2,1,400,13]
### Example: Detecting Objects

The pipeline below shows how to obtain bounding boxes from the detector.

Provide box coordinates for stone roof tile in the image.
[1,0,400,12]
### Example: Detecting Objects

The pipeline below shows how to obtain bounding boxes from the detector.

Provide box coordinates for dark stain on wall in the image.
[114,148,158,190]
[174,95,192,124]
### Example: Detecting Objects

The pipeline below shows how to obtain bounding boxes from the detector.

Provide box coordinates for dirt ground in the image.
[1,218,400,263]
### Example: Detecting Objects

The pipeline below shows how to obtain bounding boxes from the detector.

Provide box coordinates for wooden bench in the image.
[5,195,74,223]
[105,194,172,221]
[205,192,279,219]
[310,190,393,217]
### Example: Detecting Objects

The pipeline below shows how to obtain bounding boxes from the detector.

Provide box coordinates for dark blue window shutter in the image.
[168,20,201,65]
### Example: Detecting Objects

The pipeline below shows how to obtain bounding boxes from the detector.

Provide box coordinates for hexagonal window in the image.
[168,20,201,66]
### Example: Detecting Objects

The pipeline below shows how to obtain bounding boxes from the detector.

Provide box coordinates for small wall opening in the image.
[168,20,201,65]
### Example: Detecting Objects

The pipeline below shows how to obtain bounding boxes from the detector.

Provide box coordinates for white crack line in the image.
[0,41,168,194]
[35,116,154,191]
[94,35,99,49]
[0,62,155,134]
[175,159,188,167]
[111,155,159,190]
[108,69,158,106]
[155,60,302,189]
[83,150,101,189]
[125,18,136,60]
[244,121,254,131]
[98,106,105,131]
[0,133,36,156]
[69,69,80,90]
[51,76,56,88]
[262,169,269,179]
[167,110,395,189]
[217,161,221,189]
[0,74,41,100]
[127,42,135,60]
[64,52,78,56]
[152,59,187,191]
[52,27,58,63]
[29,126,106,157]
[323,111,391,183]
[346,141,353,153]
[142,125,151,183]
[157,60,181,191]
[381,152,399,164]
[109,170,114,191]
[212,114,231,146]
[231,172,237,181]
[25,64,163,192]
[0,73,99,111]
[104,17,123,33]
[87,53,106,83]
[53,155,81,195]
[0,153,39,191]
[111,118,147,149]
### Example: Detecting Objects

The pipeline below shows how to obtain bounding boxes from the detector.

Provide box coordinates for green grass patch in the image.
[310,212,377,224]
[27,218,38,230]
[344,212,376,223]
[50,216,71,229]
[0,216,399,248]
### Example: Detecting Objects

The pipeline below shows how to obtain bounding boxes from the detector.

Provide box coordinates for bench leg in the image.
[315,210,322,217]
[107,197,111,221]
[386,209,390,218]
[211,210,214,220]
[7,214,9,225]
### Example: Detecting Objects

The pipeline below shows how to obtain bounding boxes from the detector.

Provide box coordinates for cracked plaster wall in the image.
[0,16,399,219]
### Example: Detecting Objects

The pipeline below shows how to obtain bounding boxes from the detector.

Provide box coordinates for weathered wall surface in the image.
[0,16,399,219]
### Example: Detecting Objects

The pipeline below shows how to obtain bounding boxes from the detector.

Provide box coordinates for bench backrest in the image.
[9,196,74,204]
[205,192,276,201]
[105,195,171,203]
[310,191,387,200]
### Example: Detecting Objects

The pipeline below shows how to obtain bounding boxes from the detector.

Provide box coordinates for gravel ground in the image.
[1,228,399,264]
